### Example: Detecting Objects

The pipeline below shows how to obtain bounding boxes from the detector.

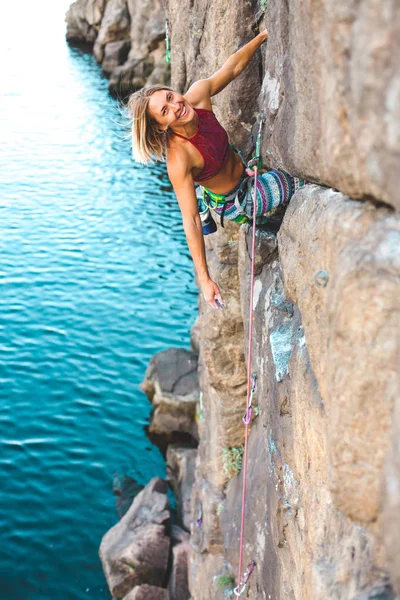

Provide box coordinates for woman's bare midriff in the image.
[192,145,244,194]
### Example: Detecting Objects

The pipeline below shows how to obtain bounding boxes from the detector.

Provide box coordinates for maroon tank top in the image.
[173,108,230,183]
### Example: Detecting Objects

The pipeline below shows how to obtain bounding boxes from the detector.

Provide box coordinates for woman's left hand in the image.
[201,278,224,310]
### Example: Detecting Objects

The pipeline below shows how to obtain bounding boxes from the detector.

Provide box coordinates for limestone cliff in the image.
[66,0,169,97]
[168,2,399,599]
[66,1,400,598]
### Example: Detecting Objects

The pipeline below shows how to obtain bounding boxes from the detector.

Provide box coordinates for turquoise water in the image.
[0,2,196,599]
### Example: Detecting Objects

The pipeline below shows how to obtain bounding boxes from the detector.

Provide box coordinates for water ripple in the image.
[0,1,197,599]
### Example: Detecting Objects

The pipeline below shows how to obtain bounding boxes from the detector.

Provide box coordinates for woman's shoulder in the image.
[184,80,213,111]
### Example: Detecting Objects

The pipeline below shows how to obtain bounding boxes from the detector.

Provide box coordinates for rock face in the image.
[259,0,400,211]
[102,39,131,75]
[166,444,197,531]
[99,478,170,599]
[93,0,131,63]
[165,1,400,599]
[113,473,143,519]
[66,0,169,96]
[187,193,399,600]
[169,541,191,600]
[66,0,106,43]
[169,1,261,155]
[278,186,399,525]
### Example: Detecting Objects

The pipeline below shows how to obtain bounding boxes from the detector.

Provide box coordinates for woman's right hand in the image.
[201,278,224,310]
[258,29,268,44]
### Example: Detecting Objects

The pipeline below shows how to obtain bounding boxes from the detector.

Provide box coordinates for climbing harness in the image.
[235,114,265,596]
[165,19,171,63]
[234,561,256,597]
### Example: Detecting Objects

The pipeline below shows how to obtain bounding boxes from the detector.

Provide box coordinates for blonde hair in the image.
[128,85,174,164]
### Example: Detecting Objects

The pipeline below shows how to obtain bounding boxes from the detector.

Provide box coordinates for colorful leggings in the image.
[200,170,306,225]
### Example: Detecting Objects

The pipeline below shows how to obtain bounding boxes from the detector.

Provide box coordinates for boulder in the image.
[102,40,131,75]
[108,0,168,97]
[65,0,106,43]
[99,478,170,599]
[190,474,224,554]
[142,348,199,401]
[141,349,199,449]
[93,0,130,63]
[126,0,165,58]
[122,585,168,600]
[112,473,143,519]
[169,541,190,600]
[166,445,197,530]
[170,524,190,545]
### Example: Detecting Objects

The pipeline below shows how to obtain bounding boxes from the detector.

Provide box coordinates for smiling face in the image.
[147,89,195,130]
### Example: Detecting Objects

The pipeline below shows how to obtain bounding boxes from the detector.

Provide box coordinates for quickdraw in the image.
[243,374,257,425]
[165,19,171,63]
[247,112,265,173]
[234,560,256,597]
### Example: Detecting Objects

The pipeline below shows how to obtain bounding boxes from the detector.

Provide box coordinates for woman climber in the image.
[129,30,305,309]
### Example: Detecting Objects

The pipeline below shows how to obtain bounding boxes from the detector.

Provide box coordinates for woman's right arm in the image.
[168,161,222,309]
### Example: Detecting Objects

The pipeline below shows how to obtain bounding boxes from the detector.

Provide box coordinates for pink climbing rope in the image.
[235,164,259,597]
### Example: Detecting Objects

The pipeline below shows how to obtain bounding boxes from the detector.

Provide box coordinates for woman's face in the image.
[148,89,195,130]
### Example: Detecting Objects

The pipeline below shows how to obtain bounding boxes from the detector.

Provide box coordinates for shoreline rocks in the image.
[166,445,197,531]
[99,478,170,598]
[66,0,169,98]
[66,0,106,44]
[100,348,199,599]
[141,348,200,452]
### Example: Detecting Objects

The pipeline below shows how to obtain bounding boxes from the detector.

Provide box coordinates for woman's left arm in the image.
[186,30,268,102]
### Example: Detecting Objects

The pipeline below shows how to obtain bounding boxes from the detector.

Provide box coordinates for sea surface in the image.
[0,2,197,599]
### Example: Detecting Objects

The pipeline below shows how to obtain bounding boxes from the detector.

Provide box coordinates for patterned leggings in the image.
[200,170,306,225]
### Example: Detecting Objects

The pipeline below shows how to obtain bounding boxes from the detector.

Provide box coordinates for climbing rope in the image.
[162,0,171,63]
[234,114,264,596]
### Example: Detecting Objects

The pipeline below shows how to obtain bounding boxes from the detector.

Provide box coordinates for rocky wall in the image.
[187,196,399,600]
[166,1,400,599]
[259,0,400,210]
[66,0,169,97]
